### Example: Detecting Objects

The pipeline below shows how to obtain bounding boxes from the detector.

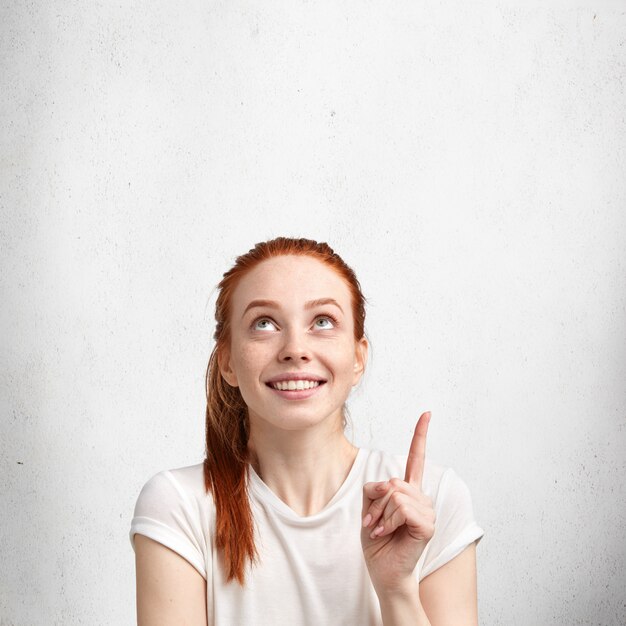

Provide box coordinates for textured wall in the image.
[1,1,625,624]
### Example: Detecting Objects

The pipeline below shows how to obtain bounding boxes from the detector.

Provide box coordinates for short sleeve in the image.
[129,470,210,580]
[419,467,484,580]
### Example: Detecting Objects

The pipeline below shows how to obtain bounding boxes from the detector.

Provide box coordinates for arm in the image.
[378,578,431,626]
[419,541,479,625]
[378,541,478,626]
[135,534,208,626]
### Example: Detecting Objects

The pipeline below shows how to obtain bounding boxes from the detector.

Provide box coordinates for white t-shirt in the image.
[130,448,484,625]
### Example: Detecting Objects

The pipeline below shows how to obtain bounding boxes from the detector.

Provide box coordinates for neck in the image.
[246,413,359,517]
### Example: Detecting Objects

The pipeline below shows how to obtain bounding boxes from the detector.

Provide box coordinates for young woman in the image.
[130,237,484,625]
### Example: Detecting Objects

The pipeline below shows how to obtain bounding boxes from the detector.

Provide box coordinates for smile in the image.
[265,380,327,400]
[269,380,322,391]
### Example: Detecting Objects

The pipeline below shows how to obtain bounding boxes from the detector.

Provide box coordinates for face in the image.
[219,255,368,432]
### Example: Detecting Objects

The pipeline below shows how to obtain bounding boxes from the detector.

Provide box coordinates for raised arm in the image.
[134,534,208,626]
[361,412,481,625]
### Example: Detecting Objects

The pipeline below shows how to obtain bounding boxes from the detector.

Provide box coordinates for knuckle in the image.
[371,499,387,515]
[369,500,383,514]
[390,491,404,506]
[389,477,404,489]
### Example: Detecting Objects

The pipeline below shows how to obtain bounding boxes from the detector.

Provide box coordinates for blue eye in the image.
[254,318,277,331]
[315,316,335,329]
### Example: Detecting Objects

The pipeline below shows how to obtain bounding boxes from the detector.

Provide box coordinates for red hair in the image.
[204,237,367,584]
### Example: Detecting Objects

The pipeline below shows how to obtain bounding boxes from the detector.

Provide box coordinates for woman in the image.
[130,237,484,625]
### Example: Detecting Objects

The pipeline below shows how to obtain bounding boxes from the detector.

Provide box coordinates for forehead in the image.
[231,255,351,312]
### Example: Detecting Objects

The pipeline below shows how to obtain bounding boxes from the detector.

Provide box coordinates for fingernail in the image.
[362,513,372,528]
[370,525,384,539]
[376,482,388,492]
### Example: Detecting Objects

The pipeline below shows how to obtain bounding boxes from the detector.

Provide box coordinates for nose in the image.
[278,328,311,362]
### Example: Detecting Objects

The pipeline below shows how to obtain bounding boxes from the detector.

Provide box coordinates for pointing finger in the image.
[404,411,431,488]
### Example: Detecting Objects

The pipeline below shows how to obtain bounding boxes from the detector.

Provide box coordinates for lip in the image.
[265,372,327,384]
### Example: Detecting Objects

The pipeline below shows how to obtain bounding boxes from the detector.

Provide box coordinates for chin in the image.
[251,406,344,432]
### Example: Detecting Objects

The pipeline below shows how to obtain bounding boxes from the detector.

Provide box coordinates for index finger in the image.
[404,411,431,488]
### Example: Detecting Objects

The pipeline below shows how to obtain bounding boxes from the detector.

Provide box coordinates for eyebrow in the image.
[242,298,344,319]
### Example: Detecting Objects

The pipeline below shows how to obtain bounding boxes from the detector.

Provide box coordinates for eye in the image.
[314,315,336,330]
[253,317,278,331]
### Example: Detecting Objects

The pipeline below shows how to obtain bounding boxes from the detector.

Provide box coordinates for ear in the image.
[217,345,239,387]
[352,336,369,386]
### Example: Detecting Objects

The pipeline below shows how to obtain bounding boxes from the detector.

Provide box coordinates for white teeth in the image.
[271,380,321,391]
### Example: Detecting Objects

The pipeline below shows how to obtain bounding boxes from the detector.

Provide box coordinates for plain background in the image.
[2,1,625,624]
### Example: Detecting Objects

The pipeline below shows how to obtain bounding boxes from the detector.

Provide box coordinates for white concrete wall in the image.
[2,1,625,624]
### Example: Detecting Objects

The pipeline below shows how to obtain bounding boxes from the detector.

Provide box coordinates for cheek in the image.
[325,339,359,373]
[231,340,267,380]
[229,344,265,406]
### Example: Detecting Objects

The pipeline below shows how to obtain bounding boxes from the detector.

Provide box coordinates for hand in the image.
[361,411,436,594]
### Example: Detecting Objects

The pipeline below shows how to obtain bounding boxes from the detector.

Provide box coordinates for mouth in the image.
[266,379,326,391]
[265,380,327,399]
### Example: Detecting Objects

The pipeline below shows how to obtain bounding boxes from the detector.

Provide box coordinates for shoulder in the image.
[131,462,215,579]
[133,462,213,515]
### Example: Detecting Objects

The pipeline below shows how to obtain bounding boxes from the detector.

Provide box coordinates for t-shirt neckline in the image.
[247,447,369,522]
